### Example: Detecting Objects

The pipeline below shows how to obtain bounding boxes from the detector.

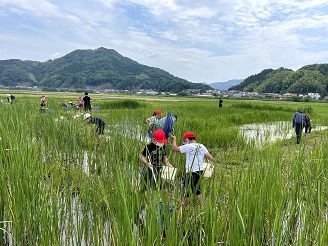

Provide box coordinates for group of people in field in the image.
[60,92,92,113]
[293,111,312,144]
[39,92,93,113]
[141,109,214,211]
[38,92,106,139]
[83,106,215,211]
[5,91,313,213]
[80,106,214,210]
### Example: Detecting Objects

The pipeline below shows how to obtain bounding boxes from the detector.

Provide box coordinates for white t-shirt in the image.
[179,143,209,173]
[147,116,157,124]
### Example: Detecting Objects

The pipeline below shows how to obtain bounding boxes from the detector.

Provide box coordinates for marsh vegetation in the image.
[1,92,328,245]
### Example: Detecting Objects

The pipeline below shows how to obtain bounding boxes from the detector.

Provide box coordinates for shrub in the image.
[99,99,145,109]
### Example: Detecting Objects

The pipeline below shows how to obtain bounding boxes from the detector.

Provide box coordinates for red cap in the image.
[182,132,196,141]
[153,129,167,143]
[154,110,162,116]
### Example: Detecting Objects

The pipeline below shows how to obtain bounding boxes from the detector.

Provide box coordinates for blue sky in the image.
[1,0,328,84]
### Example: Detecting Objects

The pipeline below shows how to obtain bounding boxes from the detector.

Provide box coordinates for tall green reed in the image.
[0,94,328,245]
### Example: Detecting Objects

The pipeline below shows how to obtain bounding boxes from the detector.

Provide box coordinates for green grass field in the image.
[1,90,328,245]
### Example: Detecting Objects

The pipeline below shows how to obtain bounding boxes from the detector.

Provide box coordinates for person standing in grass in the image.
[40,99,47,113]
[78,96,84,113]
[146,110,162,138]
[83,92,92,112]
[146,110,162,126]
[83,113,106,136]
[61,101,68,111]
[219,98,223,108]
[140,129,173,199]
[171,132,213,210]
[293,111,306,144]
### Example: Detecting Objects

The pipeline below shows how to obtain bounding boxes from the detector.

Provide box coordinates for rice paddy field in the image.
[1,91,328,245]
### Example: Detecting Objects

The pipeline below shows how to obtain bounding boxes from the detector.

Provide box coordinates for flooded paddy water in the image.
[239,121,328,146]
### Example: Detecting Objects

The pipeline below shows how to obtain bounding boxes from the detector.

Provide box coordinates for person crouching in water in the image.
[140,129,173,200]
[83,113,106,137]
[171,132,213,211]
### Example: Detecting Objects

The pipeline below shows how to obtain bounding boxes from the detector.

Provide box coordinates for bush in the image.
[231,102,295,112]
[100,99,145,109]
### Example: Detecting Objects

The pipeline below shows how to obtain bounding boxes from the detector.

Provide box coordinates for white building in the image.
[308,93,320,100]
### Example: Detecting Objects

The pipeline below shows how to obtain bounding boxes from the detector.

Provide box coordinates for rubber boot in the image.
[296,135,301,144]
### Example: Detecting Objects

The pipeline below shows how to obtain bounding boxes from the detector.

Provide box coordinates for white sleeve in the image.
[179,144,188,153]
[201,144,209,155]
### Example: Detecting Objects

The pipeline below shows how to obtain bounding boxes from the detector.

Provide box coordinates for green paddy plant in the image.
[99,99,146,110]
[231,102,296,112]
[1,93,328,244]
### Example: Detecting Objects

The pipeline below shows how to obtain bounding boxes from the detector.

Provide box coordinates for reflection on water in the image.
[239,121,328,146]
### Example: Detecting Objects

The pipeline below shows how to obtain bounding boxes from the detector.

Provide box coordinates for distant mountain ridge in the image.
[0,47,212,93]
[229,64,328,96]
[209,79,243,90]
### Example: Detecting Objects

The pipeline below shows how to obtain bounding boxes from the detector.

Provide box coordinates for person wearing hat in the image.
[147,112,177,140]
[6,94,15,104]
[69,101,78,113]
[171,131,213,210]
[146,110,163,138]
[40,99,47,113]
[83,113,106,136]
[156,113,177,128]
[140,129,173,198]
[146,110,162,126]
[61,101,68,111]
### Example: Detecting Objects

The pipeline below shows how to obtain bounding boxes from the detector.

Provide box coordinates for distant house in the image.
[282,93,296,99]
[259,93,278,99]
[145,90,158,95]
[308,93,320,100]
[197,93,214,97]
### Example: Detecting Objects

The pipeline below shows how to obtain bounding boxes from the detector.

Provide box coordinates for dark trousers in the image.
[305,124,312,133]
[84,104,91,111]
[295,123,304,144]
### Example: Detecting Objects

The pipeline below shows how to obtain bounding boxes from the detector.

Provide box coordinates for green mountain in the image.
[229,64,328,96]
[0,47,212,93]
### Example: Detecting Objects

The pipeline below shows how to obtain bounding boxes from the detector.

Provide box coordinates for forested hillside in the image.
[229,64,328,96]
[0,47,212,93]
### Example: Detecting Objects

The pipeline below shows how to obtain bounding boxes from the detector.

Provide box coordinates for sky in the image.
[0,0,328,84]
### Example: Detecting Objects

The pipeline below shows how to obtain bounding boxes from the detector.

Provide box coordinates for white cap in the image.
[83,113,91,120]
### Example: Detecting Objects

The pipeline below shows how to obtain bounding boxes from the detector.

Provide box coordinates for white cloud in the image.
[0,0,328,82]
